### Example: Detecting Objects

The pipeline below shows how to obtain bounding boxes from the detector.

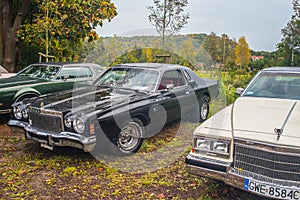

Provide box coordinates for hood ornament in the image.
[274,127,283,141]
[274,102,297,141]
[40,101,44,108]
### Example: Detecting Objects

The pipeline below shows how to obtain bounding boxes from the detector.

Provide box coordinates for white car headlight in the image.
[194,137,230,158]
[73,118,85,134]
[213,141,230,154]
[13,106,22,120]
[196,139,211,150]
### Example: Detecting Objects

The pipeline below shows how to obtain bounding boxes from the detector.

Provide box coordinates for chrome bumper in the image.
[186,153,300,198]
[8,119,28,128]
[186,154,245,188]
[8,119,96,152]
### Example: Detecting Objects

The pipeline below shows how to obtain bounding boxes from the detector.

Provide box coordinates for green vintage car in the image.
[0,62,104,114]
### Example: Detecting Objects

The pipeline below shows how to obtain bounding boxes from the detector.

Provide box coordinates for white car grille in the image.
[234,142,300,183]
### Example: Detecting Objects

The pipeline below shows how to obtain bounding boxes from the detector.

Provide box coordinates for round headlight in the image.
[22,109,28,119]
[73,118,85,133]
[13,107,22,120]
[64,117,72,128]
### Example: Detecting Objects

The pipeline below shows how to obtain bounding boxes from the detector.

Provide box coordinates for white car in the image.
[0,65,16,78]
[186,67,300,200]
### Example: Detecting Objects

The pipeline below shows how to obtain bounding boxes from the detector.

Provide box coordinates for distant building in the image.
[251,56,264,61]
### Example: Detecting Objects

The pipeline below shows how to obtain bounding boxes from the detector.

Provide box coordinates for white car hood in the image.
[233,97,300,147]
[0,73,16,78]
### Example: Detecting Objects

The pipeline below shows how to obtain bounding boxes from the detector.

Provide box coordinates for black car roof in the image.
[115,63,188,72]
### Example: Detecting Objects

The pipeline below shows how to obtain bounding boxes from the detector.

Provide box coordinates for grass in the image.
[0,101,264,200]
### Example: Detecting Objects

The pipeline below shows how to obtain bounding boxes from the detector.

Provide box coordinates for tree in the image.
[277,0,300,66]
[234,36,251,71]
[180,37,195,63]
[203,32,218,62]
[1,0,32,72]
[219,34,234,65]
[221,34,237,70]
[0,0,117,72]
[147,0,189,46]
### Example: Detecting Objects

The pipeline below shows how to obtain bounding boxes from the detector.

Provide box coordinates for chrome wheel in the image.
[117,120,144,154]
[200,95,209,122]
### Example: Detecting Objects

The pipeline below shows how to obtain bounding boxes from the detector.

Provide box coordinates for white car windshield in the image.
[95,67,159,91]
[243,71,300,100]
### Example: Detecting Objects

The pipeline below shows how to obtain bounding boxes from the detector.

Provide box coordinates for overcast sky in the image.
[98,0,293,51]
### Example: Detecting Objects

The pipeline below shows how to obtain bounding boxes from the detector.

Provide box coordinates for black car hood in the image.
[0,76,46,89]
[30,86,149,115]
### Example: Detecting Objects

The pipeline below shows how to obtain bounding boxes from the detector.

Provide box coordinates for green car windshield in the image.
[18,65,61,80]
[243,72,300,100]
[95,67,159,91]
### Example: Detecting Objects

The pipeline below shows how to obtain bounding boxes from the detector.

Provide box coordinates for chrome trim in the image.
[24,125,96,152]
[29,107,64,132]
[230,168,300,188]
[186,155,300,199]
[193,136,231,159]
[235,138,300,155]
[186,163,245,189]
[0,108,12,114]
[235,141,300,158]
[234,140,300,183]
[8,119,28,128]
[187,154,231,168]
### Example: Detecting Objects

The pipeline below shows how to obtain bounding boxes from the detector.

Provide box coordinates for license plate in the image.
[244,179,300,200]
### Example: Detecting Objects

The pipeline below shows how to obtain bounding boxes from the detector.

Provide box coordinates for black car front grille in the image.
[29,108,63,132]
[234,143,300,182]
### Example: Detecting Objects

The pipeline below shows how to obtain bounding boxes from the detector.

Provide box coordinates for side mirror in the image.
[236,87,244,96]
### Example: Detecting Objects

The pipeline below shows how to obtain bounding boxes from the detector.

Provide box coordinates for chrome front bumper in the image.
[185,154,241,186]
[186,153,300,199]
[8,119,96,152]
[8,119,28,128]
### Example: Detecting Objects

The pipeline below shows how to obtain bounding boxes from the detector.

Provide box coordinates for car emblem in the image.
[274,127,283,141]
[40,101,44,107]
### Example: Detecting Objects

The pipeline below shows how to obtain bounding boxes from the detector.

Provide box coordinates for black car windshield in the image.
[95,67,159,91]
[17,65,61,80]
[243,71,300,100]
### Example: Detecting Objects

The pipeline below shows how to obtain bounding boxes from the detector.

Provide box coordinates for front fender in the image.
[194,104,233,139]
[14,88,41,101]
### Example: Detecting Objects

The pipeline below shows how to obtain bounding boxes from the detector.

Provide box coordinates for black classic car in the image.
[0,62,104,114]
[9,63,219,154]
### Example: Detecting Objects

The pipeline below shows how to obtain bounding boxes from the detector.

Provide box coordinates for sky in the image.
[98,0,294,52]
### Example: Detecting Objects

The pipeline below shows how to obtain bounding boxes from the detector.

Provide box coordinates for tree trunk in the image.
[1,0,31,72]
[3,31,16,72]
[162,0,167,46]
[0,2,3,65]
